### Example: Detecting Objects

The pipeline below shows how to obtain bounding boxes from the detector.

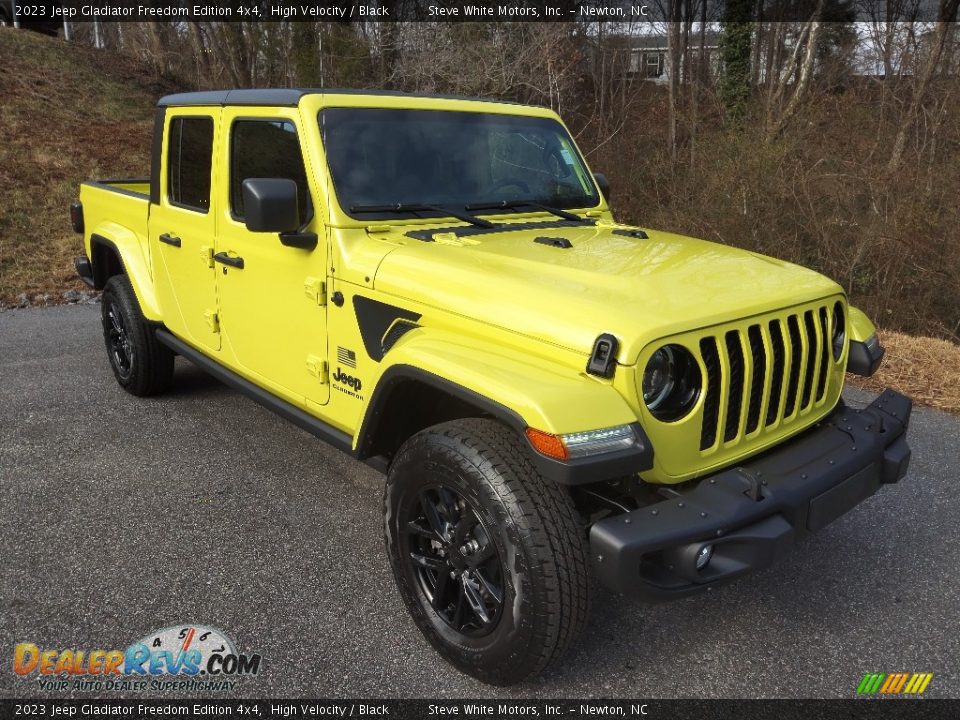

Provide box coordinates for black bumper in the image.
[590,389,912,601]
[848,334,886,377]
[75,255,95,288]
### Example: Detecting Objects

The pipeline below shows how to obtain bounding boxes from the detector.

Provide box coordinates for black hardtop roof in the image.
[157,88,524,108]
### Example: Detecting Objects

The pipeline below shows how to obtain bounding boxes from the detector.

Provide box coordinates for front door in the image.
[149,109,221,351]
[214,107,330,406]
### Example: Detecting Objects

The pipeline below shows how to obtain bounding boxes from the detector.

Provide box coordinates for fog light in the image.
[695,544,713,571]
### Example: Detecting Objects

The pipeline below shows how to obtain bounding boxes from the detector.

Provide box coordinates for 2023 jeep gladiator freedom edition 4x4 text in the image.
[72,89,911,685]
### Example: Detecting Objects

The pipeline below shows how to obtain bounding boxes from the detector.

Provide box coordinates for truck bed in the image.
[79,178,153,311]
[83,178,150,200]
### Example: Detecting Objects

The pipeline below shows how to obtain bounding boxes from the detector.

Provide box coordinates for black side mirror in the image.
[241,178,317,250]
[593,173,611,202]
[241,178,300,232]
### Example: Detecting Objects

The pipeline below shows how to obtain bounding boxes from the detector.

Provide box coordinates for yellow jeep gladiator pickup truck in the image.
[72,89,910,685]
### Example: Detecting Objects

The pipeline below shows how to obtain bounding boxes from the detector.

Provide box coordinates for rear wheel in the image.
[384,418,591,685]
[100,275,174,396]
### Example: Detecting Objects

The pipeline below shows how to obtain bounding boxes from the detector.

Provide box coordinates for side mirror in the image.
[241,178,300,233]
[593,173,611,202]
[241,178,317,250]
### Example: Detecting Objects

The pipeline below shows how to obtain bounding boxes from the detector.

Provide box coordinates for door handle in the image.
[159,233,181,247]
[213,252,244,269]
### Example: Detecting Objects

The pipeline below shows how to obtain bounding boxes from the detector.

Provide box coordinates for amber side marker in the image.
[525,428,568,461]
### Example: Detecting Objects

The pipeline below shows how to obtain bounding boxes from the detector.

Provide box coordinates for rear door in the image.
[149,108,221,351]
[213,107,330,406]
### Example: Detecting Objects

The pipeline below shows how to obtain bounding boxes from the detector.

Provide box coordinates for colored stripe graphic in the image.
[892,673,909,693]
[879,674,897,693]
[857,672,933,695]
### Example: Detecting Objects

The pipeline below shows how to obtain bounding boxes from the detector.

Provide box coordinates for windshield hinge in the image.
[203,310,219,334]
[304,276,326,306]
[306,355,329,383]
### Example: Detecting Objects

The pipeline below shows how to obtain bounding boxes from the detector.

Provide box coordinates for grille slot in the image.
[784,315,803,417]
[699,337,722,450]
[697,303,834,452]
[723,331,745,442]
[816,306,830,401]
[801,310,818,410]
[766,320,786,427]
[745,324,766,435]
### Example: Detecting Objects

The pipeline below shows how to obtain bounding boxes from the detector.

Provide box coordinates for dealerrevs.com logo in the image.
[14,625,262,692]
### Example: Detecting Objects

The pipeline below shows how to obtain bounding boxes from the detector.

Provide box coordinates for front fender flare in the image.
[356,332,654,485]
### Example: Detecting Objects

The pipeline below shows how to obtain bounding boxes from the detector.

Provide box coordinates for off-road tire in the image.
[384,418,591,685]
[100,275,174,396]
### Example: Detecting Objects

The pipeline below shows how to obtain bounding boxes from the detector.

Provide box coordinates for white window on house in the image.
[645,53,664,77]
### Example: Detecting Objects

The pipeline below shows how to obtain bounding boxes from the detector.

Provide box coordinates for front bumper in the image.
[590,389,912,601]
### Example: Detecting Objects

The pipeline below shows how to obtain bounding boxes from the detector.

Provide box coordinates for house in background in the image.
[627,32,723,82]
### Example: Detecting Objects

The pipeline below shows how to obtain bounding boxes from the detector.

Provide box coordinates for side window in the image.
[231,120,311,226]
[167,116,214,212]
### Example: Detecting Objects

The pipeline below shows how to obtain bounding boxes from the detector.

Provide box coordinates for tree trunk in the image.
[767,4,826,140]
[887,2,960,173]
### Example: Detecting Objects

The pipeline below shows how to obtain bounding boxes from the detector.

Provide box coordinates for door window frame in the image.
[226,115,315,228]
[164,113,216,215]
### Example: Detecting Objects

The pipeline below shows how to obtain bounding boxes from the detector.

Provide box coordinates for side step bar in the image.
[155,329,359,458]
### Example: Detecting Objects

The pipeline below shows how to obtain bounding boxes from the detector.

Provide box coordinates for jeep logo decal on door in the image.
[333,367,362,392]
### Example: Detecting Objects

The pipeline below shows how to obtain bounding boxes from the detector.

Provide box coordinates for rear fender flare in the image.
[90,228,161,321]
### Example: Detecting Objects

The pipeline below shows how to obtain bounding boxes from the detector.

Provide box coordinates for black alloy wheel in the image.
[100,274,174,396]
[404,484,504,636]
[384,418,591,685]
[105,299,134,380]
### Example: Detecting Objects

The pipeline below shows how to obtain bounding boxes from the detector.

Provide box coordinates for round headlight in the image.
[641,344,701,422]
[832,302,846,360]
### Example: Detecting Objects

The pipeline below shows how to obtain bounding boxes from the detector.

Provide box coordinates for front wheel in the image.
[100,275,174,396]
[384,419,591,685]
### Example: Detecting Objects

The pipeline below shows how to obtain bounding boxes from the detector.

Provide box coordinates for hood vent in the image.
[612,228,649,239]
[534,236,573,249]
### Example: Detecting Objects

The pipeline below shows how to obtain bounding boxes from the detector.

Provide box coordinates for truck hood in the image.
[372,222,843,363]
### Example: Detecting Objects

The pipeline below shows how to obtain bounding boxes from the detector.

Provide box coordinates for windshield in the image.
[319,108,600,219]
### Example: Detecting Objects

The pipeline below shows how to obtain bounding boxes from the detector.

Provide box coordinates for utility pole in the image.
[12,0,20,28]
[64,19,72,41]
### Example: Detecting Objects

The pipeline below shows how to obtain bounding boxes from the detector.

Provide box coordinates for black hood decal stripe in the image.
[353,296,422,362]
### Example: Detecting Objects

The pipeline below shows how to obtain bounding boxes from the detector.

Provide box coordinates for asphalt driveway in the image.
[1,305,958,699]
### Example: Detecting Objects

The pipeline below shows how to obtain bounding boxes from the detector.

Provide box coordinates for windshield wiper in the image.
[350,203,493,229]
[464,200,589,223]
